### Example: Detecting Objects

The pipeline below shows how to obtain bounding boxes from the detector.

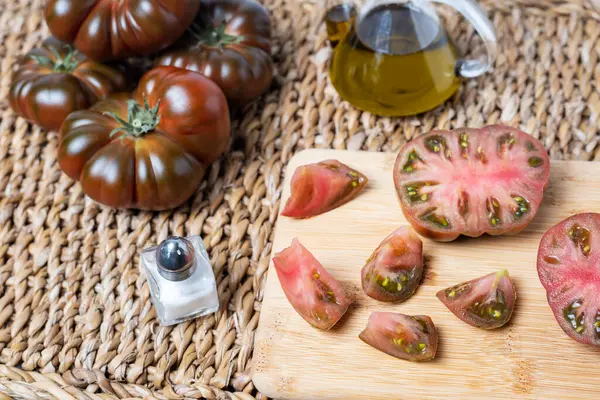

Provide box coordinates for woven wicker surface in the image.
[0,0,599,398]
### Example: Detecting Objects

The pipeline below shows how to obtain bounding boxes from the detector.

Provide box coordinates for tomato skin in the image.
[394,125,550,242]
[272,238,352,331]
[44,0,201,61]
[58,66,230,210]
[436,270,517,330]
[281,160,368,218]
[359,312,438,362]
[156,0,273,106]
[361,226,423,303]
[8,37,128,131]
[537,213,600,347]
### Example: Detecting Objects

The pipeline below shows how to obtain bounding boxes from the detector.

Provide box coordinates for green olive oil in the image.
[329,3,460,116]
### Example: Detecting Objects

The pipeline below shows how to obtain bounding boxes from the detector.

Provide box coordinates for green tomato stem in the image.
[188,21,245,48]
[104,97,161,140]
[31,45,80,73]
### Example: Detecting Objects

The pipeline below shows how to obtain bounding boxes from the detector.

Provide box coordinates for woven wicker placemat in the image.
[0,0,599,399]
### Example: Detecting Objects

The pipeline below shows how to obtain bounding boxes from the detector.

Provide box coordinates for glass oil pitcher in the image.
[325,0,497,116]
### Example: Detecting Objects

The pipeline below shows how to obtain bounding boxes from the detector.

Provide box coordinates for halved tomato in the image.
[537,213,600,347]
[393,125,550,241]
[436,270,517,329]
[281,160,368,219]
[361,226,423,302]
[359,312,438,362]
[272,238,352,330]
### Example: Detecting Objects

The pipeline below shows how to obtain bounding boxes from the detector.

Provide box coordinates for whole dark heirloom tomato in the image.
[538,213,600,347]
[44,0,201,62]
[58,66,230,210]
[9,37,128,132]
[394,125,550,241]
[156,0,274,107]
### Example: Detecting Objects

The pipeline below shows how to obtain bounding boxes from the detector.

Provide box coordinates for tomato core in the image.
[104,97,161,139]
[189,22,244,48]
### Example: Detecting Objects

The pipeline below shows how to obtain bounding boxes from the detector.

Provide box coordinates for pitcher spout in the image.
[325,3,357,48]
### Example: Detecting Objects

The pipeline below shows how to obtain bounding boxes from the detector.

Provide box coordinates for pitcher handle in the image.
[428,0,497,78]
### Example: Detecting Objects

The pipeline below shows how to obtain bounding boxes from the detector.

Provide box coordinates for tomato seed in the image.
[497,132,516,156]
[568,224,591,256]
[528,157,543,167]
[564,299,585,334]
[512,195,530,219]
[421,208,451,228]
[525,141,535,152]
[476,146,488,164]
[543,255,561,265]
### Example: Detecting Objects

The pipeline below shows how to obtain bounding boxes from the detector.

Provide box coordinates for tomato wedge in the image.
[359,312,438,361]
[437,270,517,329]
[272,238,352,330]
[393,125,550,241]
[361,226,423,302]
[281,160,368,218]
[537,213,600,347]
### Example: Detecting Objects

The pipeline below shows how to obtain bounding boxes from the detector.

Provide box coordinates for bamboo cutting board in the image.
[253,149,600,400]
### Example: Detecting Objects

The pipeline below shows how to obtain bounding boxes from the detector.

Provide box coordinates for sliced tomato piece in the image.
[537,213,600,347]
[393,125,550,241]
[281,159,368,218]
[272,238,352,330]
[361,226,423,302]
[437,270,516,329]
[359,312,438,362]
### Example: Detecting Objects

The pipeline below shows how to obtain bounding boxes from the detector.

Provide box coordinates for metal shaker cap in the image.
[156,237,196,281]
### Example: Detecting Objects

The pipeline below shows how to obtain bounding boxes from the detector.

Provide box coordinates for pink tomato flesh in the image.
[437,270,517,329]
[537,213,600,347]
[272,238,352,330]
[361,226,423,302]
[359,312,438,361]
[281,159,368,218]
[394,125,550,241]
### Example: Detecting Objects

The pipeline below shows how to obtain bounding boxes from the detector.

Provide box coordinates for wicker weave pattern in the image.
[0,0,599,398]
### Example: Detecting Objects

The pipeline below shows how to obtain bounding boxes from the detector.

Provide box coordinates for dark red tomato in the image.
[9,37,128,132]
[281,160,368,219]
[44,0,200,62]
[361,226,423,303]
[272,238,352,330]
[393,125,550,242]
[58,66,230,210]
[537,213,600,347]
[359,312,438,362]
[156,0,273,107]
[437,270,517,329]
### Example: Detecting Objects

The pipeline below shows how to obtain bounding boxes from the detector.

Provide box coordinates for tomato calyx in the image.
[104,97,161,140]
[30,45,79,73]
[188,22,245,49]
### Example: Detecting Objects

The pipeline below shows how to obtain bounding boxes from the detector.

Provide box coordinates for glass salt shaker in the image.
[141,236,219,326]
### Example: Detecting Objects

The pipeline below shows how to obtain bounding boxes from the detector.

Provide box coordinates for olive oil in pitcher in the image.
[329,3,460,116]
